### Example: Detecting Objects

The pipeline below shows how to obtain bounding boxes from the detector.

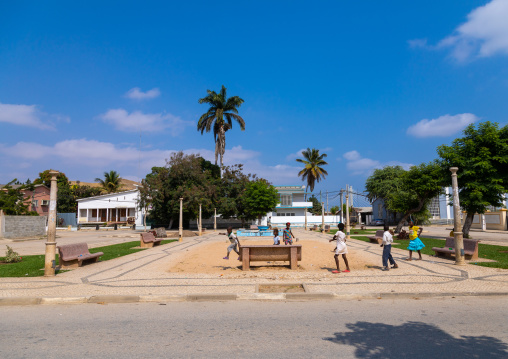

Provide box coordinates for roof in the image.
[69,178,141,191]
[76,189,139,202]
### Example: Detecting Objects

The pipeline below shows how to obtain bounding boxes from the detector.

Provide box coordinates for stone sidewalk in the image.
[1,230,507,305]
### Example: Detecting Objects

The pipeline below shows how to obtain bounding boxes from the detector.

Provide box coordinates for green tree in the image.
[33,170,75,213]
[197,85,245,170]
[0,180,37,215]
[330,205,339,215]
[242,179,279,224]
[308,195,322,215]
[296,148,328,197]
[95,170,123,193]
[437,121,508,237]
[366,163,445,232]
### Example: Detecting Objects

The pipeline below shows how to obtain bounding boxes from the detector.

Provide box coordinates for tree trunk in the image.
[168,218,174,230]
[395,213,411,233]
[462,212,474,238]
[258,215,262,225]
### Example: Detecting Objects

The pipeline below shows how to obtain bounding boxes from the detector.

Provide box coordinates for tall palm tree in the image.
[95,170,123,193]
[296,148,329,197]
[197,85,245,170]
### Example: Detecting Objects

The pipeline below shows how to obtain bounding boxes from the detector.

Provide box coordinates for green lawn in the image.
[0,239,177,277]
[329,228,377,235]
[349,235,508,269]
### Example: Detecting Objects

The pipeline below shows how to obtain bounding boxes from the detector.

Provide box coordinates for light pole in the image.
[179,197,183,242]
[199,204,202,236]
[345,185,350,239]
[321,202,325,231]
[214,208,217,232]
[450,167,465,265]
[304,206,307,230]
[44,170,59,276]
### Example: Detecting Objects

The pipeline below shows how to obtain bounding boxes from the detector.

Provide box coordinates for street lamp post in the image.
[214,208,217,232]
[199,204,202,236]
[179,197,183,242]
[345,185,350,239]
[304,207,307,230]
[450,167,465,265]
[44,170,59,276]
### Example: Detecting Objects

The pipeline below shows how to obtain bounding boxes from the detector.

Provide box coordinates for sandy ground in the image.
[168,238,377,274]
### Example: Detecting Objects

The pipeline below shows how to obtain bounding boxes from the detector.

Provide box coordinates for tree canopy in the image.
[0,180,38,215]
[242,180,279,224]
[437,121,508,236]
[95,170,123,193]
[296,148,328,194]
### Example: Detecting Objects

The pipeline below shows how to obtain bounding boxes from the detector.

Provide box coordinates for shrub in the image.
[4,246,22,263]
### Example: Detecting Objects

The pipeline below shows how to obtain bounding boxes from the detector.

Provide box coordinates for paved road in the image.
[1,296,507,358]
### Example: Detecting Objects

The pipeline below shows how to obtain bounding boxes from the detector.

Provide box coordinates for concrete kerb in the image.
[2,291,508,306]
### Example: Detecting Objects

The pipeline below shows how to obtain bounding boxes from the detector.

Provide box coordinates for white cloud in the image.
[99,108,193,135]
[125,87,161,100]
[0,103,55,130]
[407,113,479,138]
[342,151,413,176]
[437,0,508,61]
[286,149,305,161]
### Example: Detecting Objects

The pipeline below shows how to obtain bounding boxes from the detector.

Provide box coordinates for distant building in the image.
[76,190,145,226]
[0,183,50,216]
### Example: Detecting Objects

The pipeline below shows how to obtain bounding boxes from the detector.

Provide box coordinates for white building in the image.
[76,190,145,226]
[265,185,342,228]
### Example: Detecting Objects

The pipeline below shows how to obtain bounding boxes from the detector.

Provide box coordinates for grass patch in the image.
[0,239,178,277]
[349,235,508,269]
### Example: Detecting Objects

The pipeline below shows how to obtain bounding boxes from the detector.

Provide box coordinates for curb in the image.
[1,291,508,306]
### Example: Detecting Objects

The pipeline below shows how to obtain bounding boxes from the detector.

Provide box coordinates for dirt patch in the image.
[258,284,305,293]
[168,239,376,274]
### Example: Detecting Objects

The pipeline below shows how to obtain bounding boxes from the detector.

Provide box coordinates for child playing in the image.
[406,220,425,260]
[283,222,295,245]
[219,226,240,260]
[380,224,398,271]
[273,228,280,245]
[329,223,350,273]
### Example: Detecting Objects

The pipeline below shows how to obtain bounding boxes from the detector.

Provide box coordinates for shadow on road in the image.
[324,321,508,358]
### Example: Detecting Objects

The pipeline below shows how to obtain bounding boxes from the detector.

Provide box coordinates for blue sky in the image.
[1,0,507,206]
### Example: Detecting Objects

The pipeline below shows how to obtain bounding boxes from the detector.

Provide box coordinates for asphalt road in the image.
[1,296,507,358]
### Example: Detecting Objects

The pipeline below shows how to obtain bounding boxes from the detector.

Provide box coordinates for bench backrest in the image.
[241,245,302,261]
[57,242,91,259]
[375,230,384,237]
[141,232,156,242]
[445,237,479,251]
[445,237,455,248]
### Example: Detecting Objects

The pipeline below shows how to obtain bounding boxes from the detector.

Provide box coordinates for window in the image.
[32,200,38,208]
[280,194,292,207]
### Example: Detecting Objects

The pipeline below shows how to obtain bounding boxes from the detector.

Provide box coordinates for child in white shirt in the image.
[380,224,398,271]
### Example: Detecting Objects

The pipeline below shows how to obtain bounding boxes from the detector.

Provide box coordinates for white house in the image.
[76,190,145,226]
[264,185,343,227]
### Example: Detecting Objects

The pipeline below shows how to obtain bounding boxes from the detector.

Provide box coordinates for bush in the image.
[3,246,22,263]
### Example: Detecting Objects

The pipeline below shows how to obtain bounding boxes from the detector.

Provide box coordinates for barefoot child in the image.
[283,222,295,245]
[406,220,425,260]
[329,223,350,273]
[380,224,398,271]
[273,228,280,245]
[220,226,240,260]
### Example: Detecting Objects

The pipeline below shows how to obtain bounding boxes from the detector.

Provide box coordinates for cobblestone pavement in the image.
[1,229,507,303]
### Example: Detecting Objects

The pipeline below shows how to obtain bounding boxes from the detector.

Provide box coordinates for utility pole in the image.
[179,197,183,242]
[319,190,322,204]
[326,190,328,214]
[450,167,465,265]
[345,185,350,239]
[321,202,325,231]
[44,170,59,276]
[340,189,344,223]
[304,206,308,230]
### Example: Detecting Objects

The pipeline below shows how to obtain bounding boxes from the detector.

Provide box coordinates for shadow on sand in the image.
[323,321,508,359]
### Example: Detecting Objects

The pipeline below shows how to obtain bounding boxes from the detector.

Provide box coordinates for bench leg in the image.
[290,247,297,270]
[242,248,250,271]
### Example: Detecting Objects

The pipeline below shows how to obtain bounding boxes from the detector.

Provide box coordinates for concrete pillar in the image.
[214,208,217,232]
[304,207,307,230]
[346,186,350,239]
[450,167,465,265]
[321,202,325,231]
[44,170,59,276]
[179,197,183,242]
[481,214,486,231]
[199,204,202,236]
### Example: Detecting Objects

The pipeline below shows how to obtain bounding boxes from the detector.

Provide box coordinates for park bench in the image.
[367,230,384,244]
[57,242,103,269]
[324,224,330,233]
[239,245,302,271]
[432,237,480,260]
[140,232,163,248]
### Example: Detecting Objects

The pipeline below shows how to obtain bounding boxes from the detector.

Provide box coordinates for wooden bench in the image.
[432,237,480,260]
[57,242,103,269]
[367,230,384,244]
[140,232,163,248]
[239,245,302,271]
[324,225,330,233]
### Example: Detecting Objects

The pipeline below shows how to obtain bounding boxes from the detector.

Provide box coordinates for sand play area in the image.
[169,238,377,274]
